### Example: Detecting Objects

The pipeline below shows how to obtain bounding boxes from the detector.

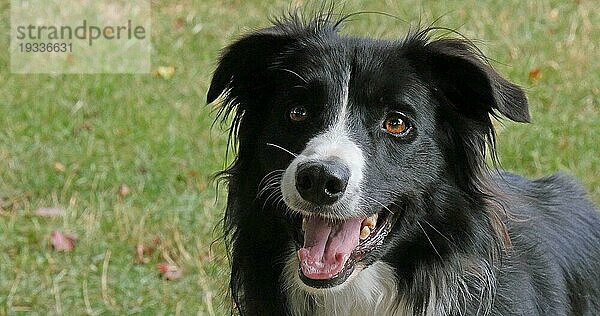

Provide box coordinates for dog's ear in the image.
[414,38,530,123]
[207,27,294,105]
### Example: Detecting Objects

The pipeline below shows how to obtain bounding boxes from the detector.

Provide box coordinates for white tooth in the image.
[360,226,371,240]
[363,213,378,230]
[302,217,307,232]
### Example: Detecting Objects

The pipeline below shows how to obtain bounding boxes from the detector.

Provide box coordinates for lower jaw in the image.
[298,265,355,289]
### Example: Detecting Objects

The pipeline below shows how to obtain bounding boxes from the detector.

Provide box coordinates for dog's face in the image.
[208,21,529,291]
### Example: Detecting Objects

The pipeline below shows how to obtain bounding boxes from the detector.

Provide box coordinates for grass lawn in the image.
[0,0,598,314]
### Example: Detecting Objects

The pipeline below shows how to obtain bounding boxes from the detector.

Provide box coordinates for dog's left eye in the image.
[289,106,308,122]
[383,112,411,136]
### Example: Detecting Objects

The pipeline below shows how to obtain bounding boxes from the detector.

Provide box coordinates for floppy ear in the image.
[206,28,294,105]
[417,39,530,123]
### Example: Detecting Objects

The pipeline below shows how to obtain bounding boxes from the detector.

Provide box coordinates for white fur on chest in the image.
[283,259,414,316]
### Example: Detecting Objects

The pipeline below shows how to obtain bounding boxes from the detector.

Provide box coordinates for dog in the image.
[207,13,600,316]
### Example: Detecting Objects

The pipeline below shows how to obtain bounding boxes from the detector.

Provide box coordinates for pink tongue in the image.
[298,216,362,280]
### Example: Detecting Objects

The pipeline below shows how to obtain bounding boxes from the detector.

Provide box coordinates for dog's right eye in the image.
[289,106,308,122]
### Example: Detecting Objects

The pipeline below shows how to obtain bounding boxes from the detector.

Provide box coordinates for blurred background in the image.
[0,0,598,314]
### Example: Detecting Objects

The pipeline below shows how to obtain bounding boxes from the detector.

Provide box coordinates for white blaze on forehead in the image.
[302,71,361,167]
[281,70,365,217]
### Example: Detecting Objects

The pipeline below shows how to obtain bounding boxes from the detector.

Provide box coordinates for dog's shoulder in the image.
[493,170,599,248]
[490,171,600,315]
[493,171,596,216]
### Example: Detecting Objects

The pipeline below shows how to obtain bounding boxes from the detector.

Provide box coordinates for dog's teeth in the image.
[302,217,307,232]
[360,226,371,240]
[362,213,378,230]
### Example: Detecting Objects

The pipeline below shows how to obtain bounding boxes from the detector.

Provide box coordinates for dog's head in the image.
[208,17,529,291]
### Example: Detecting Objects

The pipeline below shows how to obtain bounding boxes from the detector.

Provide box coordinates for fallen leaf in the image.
[118,185,130,198]
[547,8,559,21]
[153,66,176,79]
[0,193,31,211]
[528,68,542,82]
[187,170,198,178]
[134,242,156,264]
[50,231,77,252]
[65,53,74,64]
[134,237,161,264]
[173,17,185,32]
[157,263,182,281]
[35,207,65,218]
[73,122,92,136]
[0,197,12,210]
[135,244,150,264]
[53,162,66,173]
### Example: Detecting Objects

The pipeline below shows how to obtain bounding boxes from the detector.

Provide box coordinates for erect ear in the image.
[416,38,530,123]
[206,27,294,105]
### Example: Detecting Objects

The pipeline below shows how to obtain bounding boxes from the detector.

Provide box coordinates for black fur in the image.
[207,12,600,316]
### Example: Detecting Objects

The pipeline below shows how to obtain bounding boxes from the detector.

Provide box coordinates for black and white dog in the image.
[207,13,600,316]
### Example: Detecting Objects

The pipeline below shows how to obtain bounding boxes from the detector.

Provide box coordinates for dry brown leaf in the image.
[135,244,150,264]
[173,17,185,32]
[135,243,156,264]
[50,231,77,252]
[153,66,176,79]
[157,263,182,281]
[53,162,66,173]
[528,68,542,82]
[134,237,161,264]
[0,197,12,210]
[73,122,92,136]
[35,207,65,218]
[1,193,31,211]
[547,8,559,21]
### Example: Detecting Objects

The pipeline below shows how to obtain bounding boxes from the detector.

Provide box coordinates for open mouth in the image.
[292,206,399,288]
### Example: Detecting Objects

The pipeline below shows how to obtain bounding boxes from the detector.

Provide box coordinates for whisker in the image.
[266,143,298,157]
[258,176,282,198]
[256,171,284,210]
[423,220,455,246]
[279,68,309,84]
[258,169,284,188]
[259,183,280,197]
[292,85,309,90]
[261,181,283,210]
[417,220,442,259]
[362,195,394,215]
[258,184,280,200]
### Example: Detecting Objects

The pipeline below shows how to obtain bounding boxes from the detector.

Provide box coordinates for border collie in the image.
[207,13,600,316]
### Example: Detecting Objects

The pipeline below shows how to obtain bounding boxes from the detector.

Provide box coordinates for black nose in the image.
[295,160,350,205]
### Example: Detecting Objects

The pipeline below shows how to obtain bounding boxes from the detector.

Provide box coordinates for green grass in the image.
[0,0,598,314]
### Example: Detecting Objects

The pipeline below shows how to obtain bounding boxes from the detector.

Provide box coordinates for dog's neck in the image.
[283,255,498,316]
[282,184,503,316]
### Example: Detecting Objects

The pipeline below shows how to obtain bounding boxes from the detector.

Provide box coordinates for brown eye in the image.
[383,112,410,136]
[289,106,308,122]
